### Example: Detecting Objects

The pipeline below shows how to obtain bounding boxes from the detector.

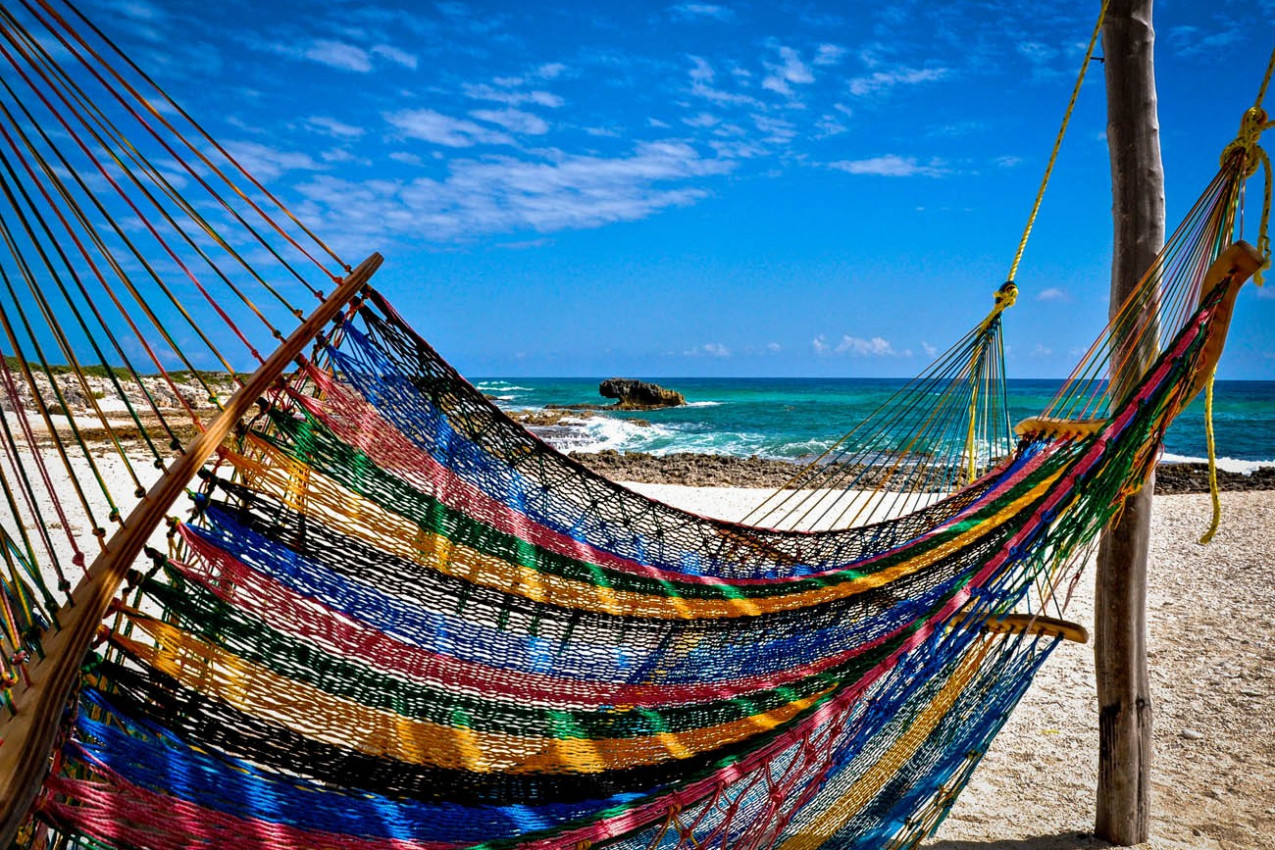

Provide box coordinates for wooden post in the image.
[1096,0,1163,843]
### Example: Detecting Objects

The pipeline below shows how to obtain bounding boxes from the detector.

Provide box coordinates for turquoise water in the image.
[475,378,1275,471]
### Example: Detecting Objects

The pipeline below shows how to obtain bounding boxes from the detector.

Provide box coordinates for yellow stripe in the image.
[224,440,1061,619]
[116,617,833,774]
[777,640,989,850]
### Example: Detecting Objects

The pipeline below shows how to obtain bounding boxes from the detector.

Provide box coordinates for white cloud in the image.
[386,109,514,147]
[469,108,550,135]
[813,334,900,356]
[762,45,814,97]
[687,55,761,107]
[849,66,947,97]
[462,83,565,108]
[304,39,373,72]
[294,140,733,243]
[535,62,568,79]
[371,44,418,69]
[688,55,714,85]
[306,116,365,139]
[995,155,1023,168]
[1016,41,1058,64]
[922,341,938,358]
[221,140,322,180]
[767,342,782,352]
[835,335,897,356]
[813,44,846,66]
[751,114,796,144]
[684,112,719,128]
[1037,287,1069,302]
[685,342,731,357]
[669,3,735,21]
[1167,25,1243,57]
[1030,343,1053,357]
[828,155,945,177]
[815,114,847,138]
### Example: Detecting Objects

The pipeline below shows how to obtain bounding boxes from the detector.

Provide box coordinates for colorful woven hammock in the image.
[0,2,1268,849]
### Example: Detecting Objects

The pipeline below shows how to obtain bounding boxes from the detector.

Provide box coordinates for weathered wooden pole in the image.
[1096,0,1163,843]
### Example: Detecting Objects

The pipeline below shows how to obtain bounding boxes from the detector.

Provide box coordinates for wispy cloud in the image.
[306,116,365,139]
[836,335,898,355]
[813,334,904,356]
[669,3,735,21]
[762,45,814,97]
[849,66,947,97]
[222,140,323,180]
[1015,41,1058,64]
[813,44,846,66]
[828,155,945,177]
[304,39,374,72]
[371,44,418,69]
[686,55,761,107]
[386,109,514,147]
[685,342,732,356]
[462,82,565,108]
[295,140,733,244]
[1166,25,1244,57]
[1037,287,1069,301]
[469,108,550,135]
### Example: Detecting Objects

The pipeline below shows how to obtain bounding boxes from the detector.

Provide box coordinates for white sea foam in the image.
[474,382,533,391]
[1160,452,1275,475]
[682,401,723,408]
[556,415,681,454]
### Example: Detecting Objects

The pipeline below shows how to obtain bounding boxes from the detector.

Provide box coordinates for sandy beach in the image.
[623,482,1275,850]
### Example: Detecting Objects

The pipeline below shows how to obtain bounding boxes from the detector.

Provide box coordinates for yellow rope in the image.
[1198,373,1221,545]
[1006,0,1111,283]
[1223,47,1275,285]
[1255,45,1275,110]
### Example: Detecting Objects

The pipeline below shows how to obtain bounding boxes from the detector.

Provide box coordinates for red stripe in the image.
[294,367,1056,588]
[42,773,455,850]
[175,528,903,709]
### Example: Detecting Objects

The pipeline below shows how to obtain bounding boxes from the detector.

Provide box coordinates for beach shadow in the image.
[927,833,1117,850]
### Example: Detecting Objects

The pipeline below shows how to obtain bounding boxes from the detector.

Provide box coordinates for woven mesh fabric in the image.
[34,284,1221,850]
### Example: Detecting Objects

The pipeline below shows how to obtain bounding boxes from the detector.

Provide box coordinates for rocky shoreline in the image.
[571,449,1275,494]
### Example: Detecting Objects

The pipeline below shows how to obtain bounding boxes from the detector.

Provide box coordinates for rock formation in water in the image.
[597,378,686,410]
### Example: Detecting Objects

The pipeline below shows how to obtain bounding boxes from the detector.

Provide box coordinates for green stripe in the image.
[139,572,921,739]
[263,409,1062,603]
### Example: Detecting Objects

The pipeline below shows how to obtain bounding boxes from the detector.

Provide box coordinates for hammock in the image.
[0,2,1269,849]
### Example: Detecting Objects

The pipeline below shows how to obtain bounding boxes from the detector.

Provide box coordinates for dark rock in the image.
[567,453,1275,493]
[1153,462,1275,494]
[598,378,685,410]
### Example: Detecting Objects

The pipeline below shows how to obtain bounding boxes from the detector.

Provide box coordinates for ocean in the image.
[475,378,1275,473]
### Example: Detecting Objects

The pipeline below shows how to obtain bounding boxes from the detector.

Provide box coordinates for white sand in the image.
[622,482,1275,850]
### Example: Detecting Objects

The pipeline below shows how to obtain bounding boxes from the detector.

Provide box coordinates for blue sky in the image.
[75,0,1275,379]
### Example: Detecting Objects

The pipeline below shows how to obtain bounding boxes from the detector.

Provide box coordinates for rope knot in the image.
[1222,105,1274,285]
[995,281,1019,309]
[1221,106,1269,177]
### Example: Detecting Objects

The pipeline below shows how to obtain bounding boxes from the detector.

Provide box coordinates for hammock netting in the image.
[0,2,1267,849]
